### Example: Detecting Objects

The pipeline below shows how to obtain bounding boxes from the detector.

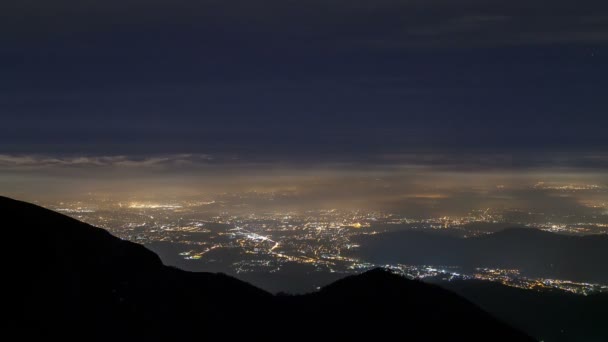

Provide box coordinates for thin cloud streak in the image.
[0,154,214,169]
[1,152,608,172]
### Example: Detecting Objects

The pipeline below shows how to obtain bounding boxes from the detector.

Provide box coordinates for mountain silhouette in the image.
[2,196,533,341]
[438,280,608,342]
[356,227,608,283]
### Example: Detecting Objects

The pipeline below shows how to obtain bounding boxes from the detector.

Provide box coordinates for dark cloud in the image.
[3,1,608,46]
[1,1,607,158]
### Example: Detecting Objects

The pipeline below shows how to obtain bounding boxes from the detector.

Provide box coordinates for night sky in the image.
[2,0,607,162]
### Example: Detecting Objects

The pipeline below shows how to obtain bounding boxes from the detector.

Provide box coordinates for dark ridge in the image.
[2,196,533,341]
[487,227,556,237]
[437,280,608,341]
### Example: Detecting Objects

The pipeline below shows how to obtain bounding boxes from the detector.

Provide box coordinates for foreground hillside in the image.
[437,280,608,342]
[2,196,532,341]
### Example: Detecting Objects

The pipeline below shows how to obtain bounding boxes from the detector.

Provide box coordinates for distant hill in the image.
[461,221,520,233]
[1,196,532,341]
[355,228,608,283]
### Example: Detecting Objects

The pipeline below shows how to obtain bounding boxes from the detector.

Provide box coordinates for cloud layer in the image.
[1,1,606,157]
[3,1,608,46]
[0,154,213,170]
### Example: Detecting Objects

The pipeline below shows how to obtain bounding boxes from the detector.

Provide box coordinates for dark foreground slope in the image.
[437,280,608,342]
[356,228,608,283]
[1,196,533,341]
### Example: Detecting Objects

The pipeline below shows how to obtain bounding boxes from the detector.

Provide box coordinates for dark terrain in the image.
[437,280,608,342]
[2,196,533,341]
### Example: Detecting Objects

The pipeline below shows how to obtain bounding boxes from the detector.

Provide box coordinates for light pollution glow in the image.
[1,154,607,219]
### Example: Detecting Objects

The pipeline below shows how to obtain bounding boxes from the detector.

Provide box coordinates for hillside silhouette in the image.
[356,228,608,283]
[438,280,608,341]
[1,196,533,341]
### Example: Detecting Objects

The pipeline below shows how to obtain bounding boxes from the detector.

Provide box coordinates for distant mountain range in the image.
[355,228,608,283]
[2,196,533,341]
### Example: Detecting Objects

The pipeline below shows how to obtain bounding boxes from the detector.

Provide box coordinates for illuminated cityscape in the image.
[41,182,608,295]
